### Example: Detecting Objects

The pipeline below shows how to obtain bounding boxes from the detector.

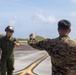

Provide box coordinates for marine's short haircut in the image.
[58,19,71,29]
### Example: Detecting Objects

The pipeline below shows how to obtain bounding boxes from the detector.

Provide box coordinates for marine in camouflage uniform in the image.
[28,19,76,75]
[0,26,20,75]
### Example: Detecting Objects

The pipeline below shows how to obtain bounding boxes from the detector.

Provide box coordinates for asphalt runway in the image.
[0,43,52,75]
[14,44,52,75]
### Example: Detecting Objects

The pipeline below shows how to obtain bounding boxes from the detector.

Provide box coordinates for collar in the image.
[58,35,69,40]
[59,35,69,37]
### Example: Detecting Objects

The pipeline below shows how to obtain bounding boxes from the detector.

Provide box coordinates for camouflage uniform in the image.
[29,35,76,75]
[0,35,17,75]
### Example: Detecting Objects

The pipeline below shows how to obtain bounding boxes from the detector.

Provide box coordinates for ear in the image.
[69,29,71,33]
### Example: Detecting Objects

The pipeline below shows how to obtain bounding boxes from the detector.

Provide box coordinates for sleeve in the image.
[29,39,51,50]
[14,38,19,43]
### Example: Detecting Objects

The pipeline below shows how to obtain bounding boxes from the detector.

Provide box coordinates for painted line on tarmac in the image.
[14,53,49,75]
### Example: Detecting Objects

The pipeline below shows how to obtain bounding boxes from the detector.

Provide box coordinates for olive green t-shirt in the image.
[0,36,17,59]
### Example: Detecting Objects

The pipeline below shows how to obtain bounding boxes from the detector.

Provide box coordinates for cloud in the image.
[71,0,76,3]
[70,11,76,17]
[32,12,57,24]
[8,16,17,26]
[47,16,57,23]
[33,12,47,23]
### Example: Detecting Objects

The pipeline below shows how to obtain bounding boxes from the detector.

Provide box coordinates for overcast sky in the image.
[0,0,76,39]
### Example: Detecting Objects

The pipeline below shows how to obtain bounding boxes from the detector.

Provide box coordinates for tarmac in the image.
[0,43,52,75]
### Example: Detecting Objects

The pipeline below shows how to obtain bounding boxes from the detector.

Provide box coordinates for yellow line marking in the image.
[14,54,49,75]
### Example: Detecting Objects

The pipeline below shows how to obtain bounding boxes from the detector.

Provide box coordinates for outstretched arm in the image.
[14,38,21,47]
[28,39,50,50]
[14,41,21,47]
[28,33,51,50]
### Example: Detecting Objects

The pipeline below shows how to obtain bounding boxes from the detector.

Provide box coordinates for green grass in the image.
[17,38,28,41]
[35,37,45,41]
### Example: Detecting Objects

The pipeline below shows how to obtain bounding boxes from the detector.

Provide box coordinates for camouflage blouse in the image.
[29,35,76,75]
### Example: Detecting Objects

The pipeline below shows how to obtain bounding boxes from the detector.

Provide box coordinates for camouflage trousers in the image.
[52,64,76,75]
